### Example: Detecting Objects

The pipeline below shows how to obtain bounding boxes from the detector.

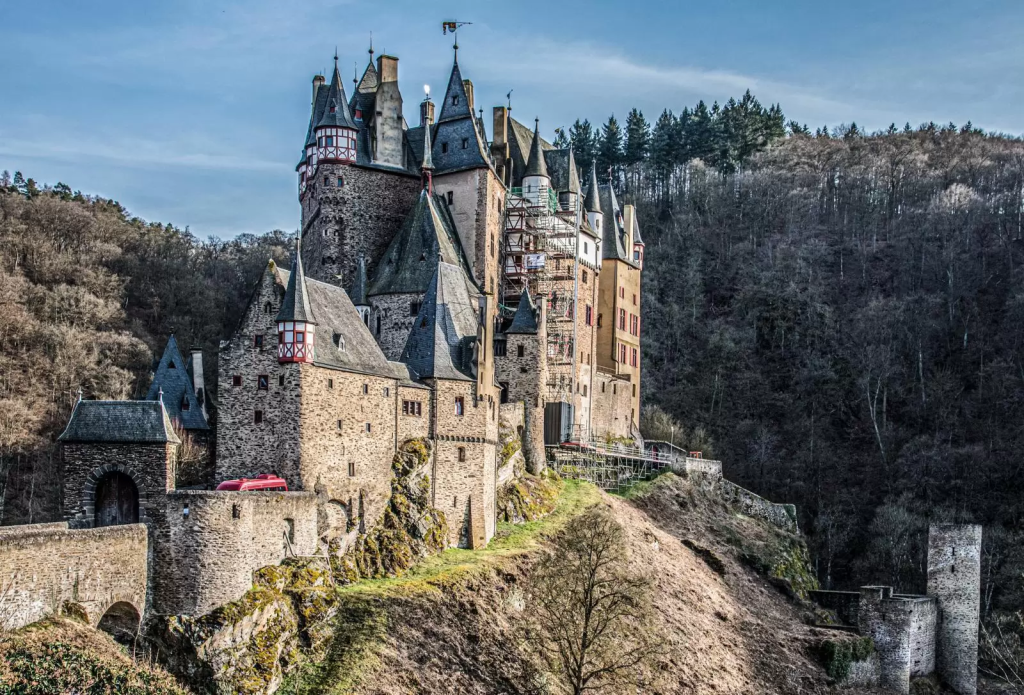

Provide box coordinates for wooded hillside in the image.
[0,174,289,523]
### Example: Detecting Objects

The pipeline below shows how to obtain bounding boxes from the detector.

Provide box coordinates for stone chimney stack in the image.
[492,106,509,184]
[420,98,435,127]
[312,74,325,105]
[189,348,208,419]
[462,79,475,113]
[373,55,405,168]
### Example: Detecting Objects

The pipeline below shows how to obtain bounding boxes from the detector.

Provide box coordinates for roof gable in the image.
[400,262,480,381]
[145,335,208,430]
[368,190,473,296]
[506,288,539,334]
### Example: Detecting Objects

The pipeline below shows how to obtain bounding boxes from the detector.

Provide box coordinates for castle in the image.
[0,44,645,627]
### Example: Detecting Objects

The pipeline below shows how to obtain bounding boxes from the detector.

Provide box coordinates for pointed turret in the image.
[312,56,358,164]
[276,237,317,363]
[432,53,490,173]
[585,166,604,238]
[566,148,582,198]
[506,288,539,334]
[524,119,549,179]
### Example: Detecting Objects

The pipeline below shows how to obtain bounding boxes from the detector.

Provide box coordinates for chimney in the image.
[492,106,508,148]
[312,74,325,106]
[462,79,475,113]
[420,98,435,127]
[376,54,398,83]
[190,348,208,419]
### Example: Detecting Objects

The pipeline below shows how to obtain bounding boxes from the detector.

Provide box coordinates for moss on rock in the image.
[496,472,561,524]
[819,636,874,681]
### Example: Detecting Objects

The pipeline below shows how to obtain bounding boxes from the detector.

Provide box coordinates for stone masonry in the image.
[927,524,982,695]
[0,523,147,631]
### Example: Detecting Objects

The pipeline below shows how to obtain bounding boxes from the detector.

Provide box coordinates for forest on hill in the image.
[1,92,1023,623]
[565,100,1024,616]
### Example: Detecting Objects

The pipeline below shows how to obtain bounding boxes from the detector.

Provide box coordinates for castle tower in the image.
[372,54,405,168]
[927,524,982,695]
[522,119,550,208]
[276,238,317,363]
[584,166,603,238]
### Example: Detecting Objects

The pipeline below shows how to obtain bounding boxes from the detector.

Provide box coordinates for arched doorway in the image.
[94,472,139,527]
[97,601,140,646]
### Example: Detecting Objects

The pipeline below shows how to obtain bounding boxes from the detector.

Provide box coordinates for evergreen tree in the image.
[650,109,678,202]
[624,109,650,194]
[552,127,569,149]
[569,119,599,170]
[597,115,624,184]
[688,101,718,165]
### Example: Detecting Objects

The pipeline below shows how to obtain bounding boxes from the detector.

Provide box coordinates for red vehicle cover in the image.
[216,474,288,492]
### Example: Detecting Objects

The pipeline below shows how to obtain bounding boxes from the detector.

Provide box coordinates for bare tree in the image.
[980,610,1024,693]
[172,424,210,488]
[526,506,662,694]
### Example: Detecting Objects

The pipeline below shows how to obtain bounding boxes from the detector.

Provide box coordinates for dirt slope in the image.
[282,475,883,695]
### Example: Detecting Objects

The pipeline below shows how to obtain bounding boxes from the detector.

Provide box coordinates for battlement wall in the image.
[717,479,798,533]
[0,523,147,631]
[151,490,318,617]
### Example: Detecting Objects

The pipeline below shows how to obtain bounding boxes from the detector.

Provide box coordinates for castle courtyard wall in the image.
[151,491,318,616]
[0,523,147,631]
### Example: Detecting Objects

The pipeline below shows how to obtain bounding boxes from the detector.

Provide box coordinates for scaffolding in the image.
[551,440,675,492]
[500,182,582,406]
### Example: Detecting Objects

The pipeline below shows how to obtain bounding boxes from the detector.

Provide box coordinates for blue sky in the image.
[2,0,1023,237]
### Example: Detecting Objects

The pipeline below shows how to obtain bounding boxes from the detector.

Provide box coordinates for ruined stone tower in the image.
[927,524,982,695]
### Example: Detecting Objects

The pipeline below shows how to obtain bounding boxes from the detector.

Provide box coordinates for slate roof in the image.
[431,60,492,174]
[507,117,554,187]
[368,189,474,296]
[599,184,633,263]
[274,267,395,378]
[505,288,539,334]
[400,261,481,381]
[407,125,426,169]
[524,121,549,178]
[584,166,602,213]
[356,60,378,93]
[315,63,359,131]
[543,149,583,198]
[632,214,644,245]
[145,335,208,430]
[276,239,316,324]
[59,399,181,444]
[350,256,369,307]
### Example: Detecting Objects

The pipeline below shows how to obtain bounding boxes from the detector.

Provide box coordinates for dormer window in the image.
[355,109,363,120]
[330,106,336,113]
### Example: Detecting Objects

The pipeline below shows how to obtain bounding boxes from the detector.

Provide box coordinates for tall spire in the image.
[422,104,434,193]
[584,166,602,213]
[276,235,316,324]
[524,118,549,178]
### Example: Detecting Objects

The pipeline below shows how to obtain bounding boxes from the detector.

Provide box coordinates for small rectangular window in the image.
[337,177,344,187]
[582,270,588,283]
[328,378,334,389]
[633,293,638,306]
[362,384,369,395]
[278,374,285,386]
[233,375,242,387]
[455,396,464,416]
[494,340,507,357]
[633,383,637,397]
[446,191,453,205]
[258,375,269,390]
[585,305,593,326]
[254,410,263,424]
[517,344,525,358]
[348,461,355,477]
[383,387,390,397]
[365,422,371,432]
[583,385,588,397]
[458,447,466,462]
[461,138,468,149]
[442,142,449,154]
[409,301,421,316]
[337,419,343,430]
[254,334,264,349]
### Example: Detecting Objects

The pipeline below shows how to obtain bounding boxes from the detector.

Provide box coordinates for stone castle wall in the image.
[151,490,318,616]
[431,378,497,548]
[901,596,937,677]
[301,163,420,287]
[927,524,982,695]
[718,479,798,533]
[858,587,913,694]
[496,331,546,472]
[591,369,634,440]
[298,368,398,533]
[397,384,431,443]
[215,267,303,487]
[0,523,147,631]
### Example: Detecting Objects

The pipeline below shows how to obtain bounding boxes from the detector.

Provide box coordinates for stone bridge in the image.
[0,522,147,640]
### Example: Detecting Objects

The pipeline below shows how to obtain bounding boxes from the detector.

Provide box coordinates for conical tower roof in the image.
[506,288,539,334]
[276,237,316,324]
[584,166,602,213]
[566,148,582,196]
[524,119,549,178]
[145,335,208,430]
[316,60,359,131]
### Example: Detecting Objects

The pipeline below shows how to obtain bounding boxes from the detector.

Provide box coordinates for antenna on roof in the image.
[353,61,357,86]
[334,47,338,67]
[506,89,513,111]
[158,387,164,403]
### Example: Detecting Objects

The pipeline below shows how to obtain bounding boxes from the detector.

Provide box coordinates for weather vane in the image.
[442,20,472,55]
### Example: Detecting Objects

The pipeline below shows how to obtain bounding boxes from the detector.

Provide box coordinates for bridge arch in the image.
[96,601,141,645]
